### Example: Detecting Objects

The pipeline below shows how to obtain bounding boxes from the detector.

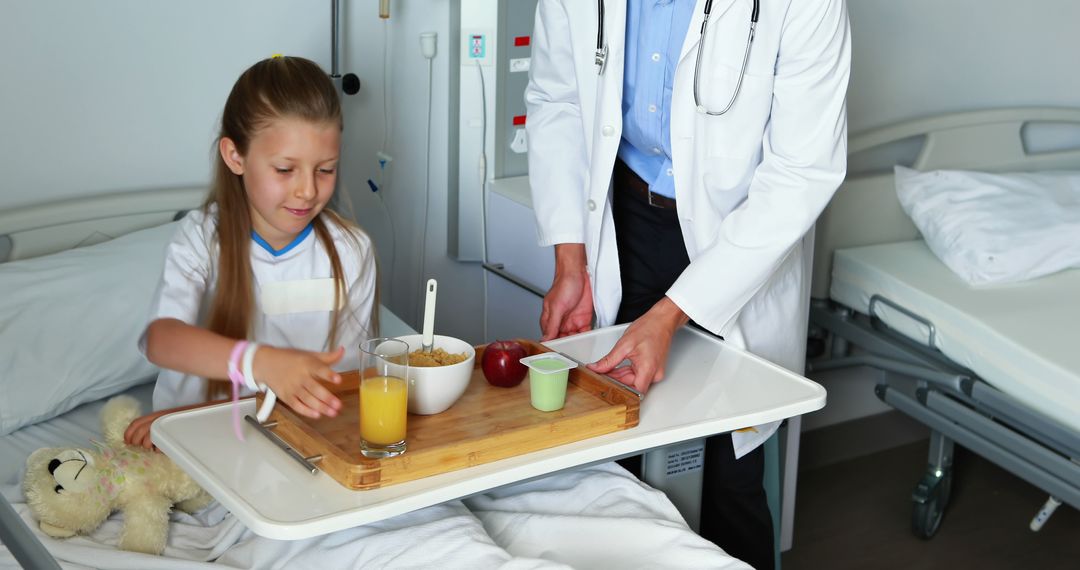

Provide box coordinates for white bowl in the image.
[394,334,475,415]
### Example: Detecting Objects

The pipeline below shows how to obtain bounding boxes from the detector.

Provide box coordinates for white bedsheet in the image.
[830,240,1080,434]
[466,468,744,570]
[1,384,746,569]
[1,484,565,570]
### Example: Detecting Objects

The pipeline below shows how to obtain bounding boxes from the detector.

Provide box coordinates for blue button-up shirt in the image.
[618,0,694,199]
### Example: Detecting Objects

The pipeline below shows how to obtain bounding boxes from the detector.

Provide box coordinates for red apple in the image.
[481,340,528,387]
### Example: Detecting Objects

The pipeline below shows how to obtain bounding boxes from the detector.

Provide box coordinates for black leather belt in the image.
[613,160,677,210]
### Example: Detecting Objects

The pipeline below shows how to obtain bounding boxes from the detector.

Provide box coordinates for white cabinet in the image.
[482,177,553,343]
[484,270,543,342]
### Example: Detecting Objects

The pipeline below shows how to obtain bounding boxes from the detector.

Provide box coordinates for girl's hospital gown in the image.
[140,208,377,411]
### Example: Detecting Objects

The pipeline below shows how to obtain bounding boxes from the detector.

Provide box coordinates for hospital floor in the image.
[781,439,1080,569]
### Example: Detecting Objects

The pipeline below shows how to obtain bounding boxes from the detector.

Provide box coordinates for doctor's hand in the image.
[587,297,690,394]
[540,243,594,341]
[256,345,345,419]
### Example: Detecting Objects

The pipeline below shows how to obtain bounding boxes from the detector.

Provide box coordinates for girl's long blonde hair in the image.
[203,56,376,400]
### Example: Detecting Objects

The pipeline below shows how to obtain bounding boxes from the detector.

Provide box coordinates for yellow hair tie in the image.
[271,53,283,59]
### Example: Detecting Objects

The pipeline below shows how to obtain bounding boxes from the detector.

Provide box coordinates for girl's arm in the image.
[144,318,344,419]
[144,318,237,380]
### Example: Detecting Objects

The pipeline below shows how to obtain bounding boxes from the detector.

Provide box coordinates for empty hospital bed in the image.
[807,107,1080,538]
[0,188,752,569]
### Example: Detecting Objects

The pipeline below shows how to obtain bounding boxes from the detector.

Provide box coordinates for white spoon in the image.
[421,279,437,353]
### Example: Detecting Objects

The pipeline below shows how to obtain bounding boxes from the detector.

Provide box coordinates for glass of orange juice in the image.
[359,338,410,458]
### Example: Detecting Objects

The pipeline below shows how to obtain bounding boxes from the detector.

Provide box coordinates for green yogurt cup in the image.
[520,353,578,412]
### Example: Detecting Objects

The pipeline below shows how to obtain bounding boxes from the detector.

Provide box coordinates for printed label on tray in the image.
[665,442,705,477]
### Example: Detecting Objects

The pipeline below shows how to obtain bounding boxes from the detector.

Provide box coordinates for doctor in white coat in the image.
[527,0,849,566]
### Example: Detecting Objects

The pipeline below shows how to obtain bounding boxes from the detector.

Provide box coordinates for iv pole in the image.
[331,0,361,95]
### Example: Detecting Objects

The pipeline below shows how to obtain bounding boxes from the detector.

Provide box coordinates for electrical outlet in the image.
[510,128,528,154]
[462,30,492,66]
[509,57,531,73]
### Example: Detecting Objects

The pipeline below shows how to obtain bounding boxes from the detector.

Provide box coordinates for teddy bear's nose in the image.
[48,459,61,474]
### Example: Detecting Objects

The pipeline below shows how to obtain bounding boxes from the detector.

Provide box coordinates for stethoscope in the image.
[595,0,760,116]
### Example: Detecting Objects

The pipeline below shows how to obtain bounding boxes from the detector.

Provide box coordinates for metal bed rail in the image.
[0,491,61,570]
[808,298,1080,538]
[963,380,1080,461]
[922,389,1080,501]
[809,301,1080,456]
[882,385,1080,510]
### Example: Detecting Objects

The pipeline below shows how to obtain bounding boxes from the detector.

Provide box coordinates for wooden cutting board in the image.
[258,339,640,490]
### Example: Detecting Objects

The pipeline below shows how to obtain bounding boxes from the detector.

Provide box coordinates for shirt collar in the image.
[251,223,314,257]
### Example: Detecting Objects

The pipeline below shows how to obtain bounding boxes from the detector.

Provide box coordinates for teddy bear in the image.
[23,395,212,555]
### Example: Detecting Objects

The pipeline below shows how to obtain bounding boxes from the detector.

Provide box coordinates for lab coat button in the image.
[651,53,661,62]
[601,125,615,136]
[587,199,597,211]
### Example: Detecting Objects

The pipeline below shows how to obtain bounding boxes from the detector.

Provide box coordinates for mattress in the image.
[830,240,1080,434]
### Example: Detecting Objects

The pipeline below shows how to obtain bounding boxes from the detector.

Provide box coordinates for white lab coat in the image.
[526,0,850,455]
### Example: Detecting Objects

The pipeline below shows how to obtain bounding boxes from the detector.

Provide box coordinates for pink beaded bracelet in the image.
[226,340,250,441]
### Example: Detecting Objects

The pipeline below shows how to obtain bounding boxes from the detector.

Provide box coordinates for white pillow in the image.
[0,222,176,435]
[895,165,1080,285]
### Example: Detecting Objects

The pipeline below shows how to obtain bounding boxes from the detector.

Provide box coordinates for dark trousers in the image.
[611,161,775,570]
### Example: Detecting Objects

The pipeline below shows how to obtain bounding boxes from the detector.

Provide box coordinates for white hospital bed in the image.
[807,108,1080,538]
[0,189,750,569]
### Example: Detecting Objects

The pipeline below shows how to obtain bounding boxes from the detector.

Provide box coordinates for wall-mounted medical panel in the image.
[494,0,537,179]
[450,0,537,261]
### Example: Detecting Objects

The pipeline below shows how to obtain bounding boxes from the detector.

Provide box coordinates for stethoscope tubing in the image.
[694,18,756,116]
[595,0,761,116]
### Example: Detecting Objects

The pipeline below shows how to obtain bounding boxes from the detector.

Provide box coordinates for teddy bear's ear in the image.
[26,447,63,469]
[101,396,141,446]
[39,521,76,538]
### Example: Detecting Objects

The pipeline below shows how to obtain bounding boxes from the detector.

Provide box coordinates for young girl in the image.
[125,56,377,449]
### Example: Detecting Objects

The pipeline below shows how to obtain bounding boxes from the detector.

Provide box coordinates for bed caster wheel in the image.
[911,467,952,539]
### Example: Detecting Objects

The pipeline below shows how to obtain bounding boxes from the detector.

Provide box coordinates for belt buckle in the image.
[646,190,665,209]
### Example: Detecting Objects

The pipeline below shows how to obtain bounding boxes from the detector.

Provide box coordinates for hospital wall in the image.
[345,0,1080,417]
[0,0,331,211]
[807,0,1080,430]
[337,1,487,343]
[0,0,480,343]
[3,1,1080,424]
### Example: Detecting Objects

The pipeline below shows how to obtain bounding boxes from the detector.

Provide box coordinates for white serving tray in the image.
[153,324,825,540]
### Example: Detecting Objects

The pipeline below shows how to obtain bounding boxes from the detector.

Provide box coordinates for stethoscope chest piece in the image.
[595,45,609,75]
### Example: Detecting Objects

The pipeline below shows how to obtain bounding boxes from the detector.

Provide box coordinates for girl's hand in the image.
[124,410,171,451]
[256,346,345,419]
[123,402,222,451]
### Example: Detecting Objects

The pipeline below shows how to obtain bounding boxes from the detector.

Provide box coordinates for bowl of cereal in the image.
[394,334,475,415]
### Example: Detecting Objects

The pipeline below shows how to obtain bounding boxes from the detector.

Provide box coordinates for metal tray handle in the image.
[244,415,323,474]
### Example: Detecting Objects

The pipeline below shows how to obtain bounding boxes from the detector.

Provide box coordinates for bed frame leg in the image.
[827,306,853,358]
[927,430,954,475]
[911,430,954,539]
